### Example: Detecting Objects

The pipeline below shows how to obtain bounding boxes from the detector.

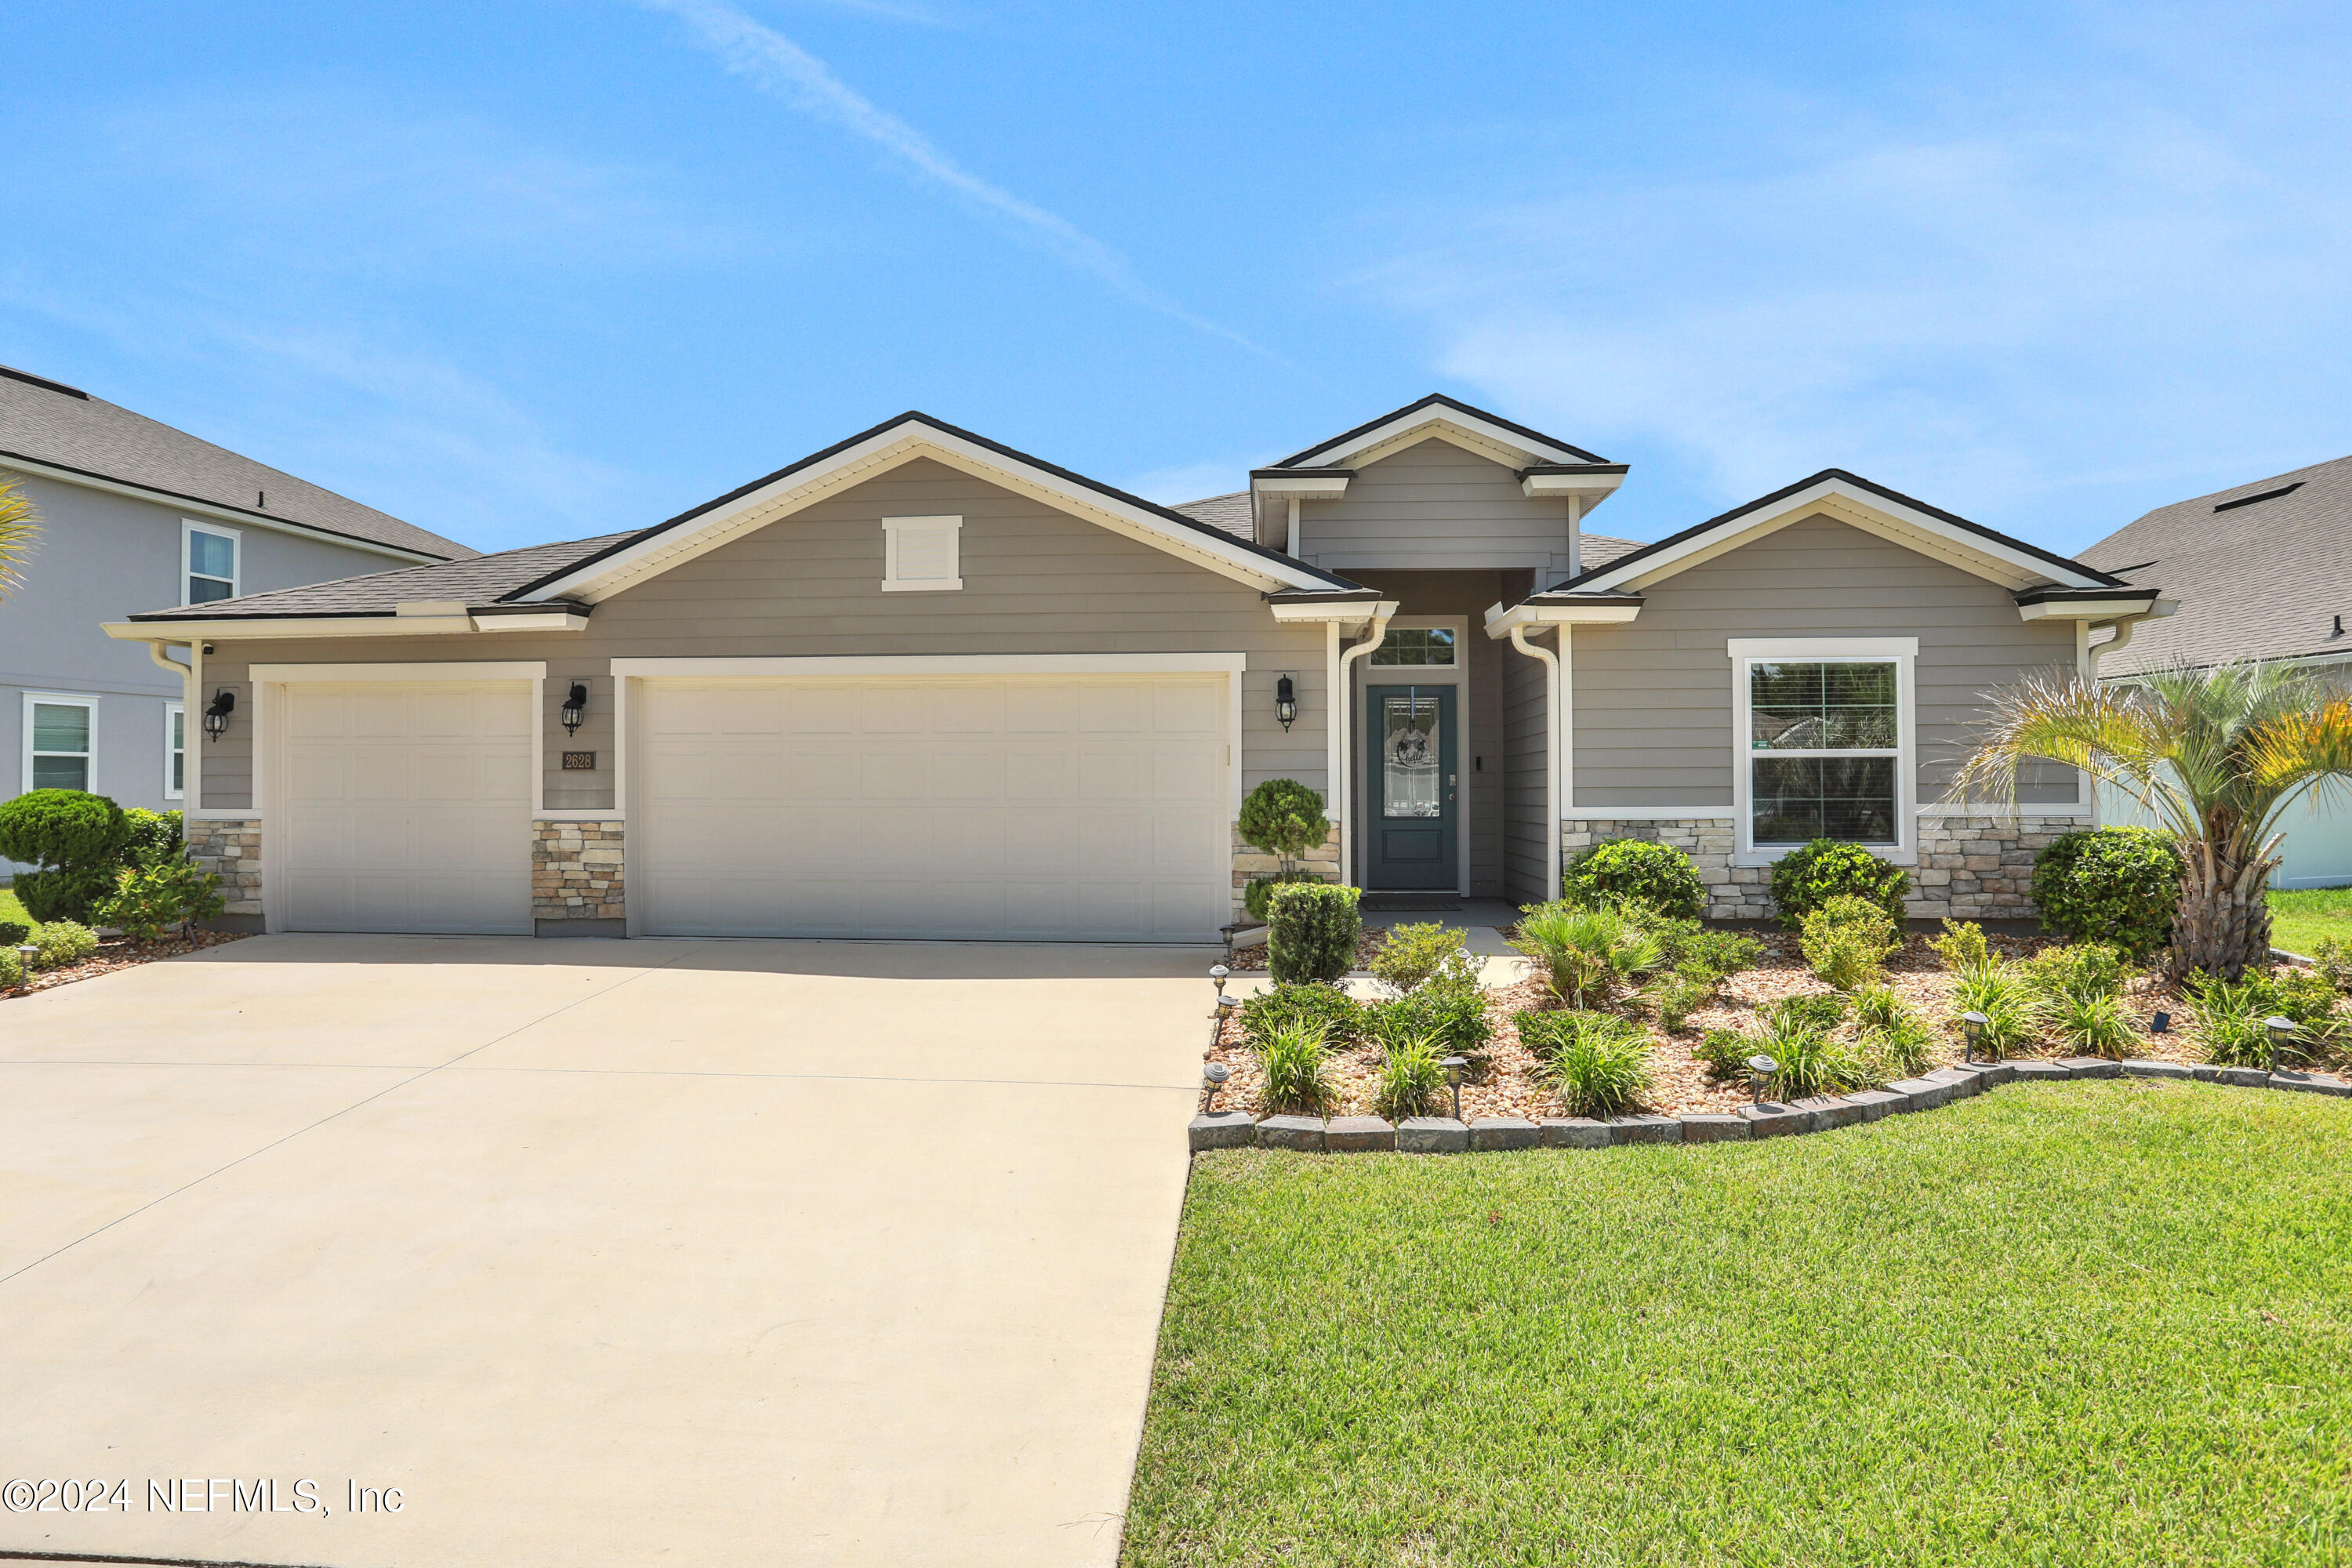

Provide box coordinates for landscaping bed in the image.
[1126,1081,2352,1566]
[1207,926,2229,1122]
[5,927,249,997]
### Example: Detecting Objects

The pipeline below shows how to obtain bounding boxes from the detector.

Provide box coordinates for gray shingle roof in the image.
[1,364,474,561]
[2076,453,2352,676]
[1578,533,1643,570]
[125,533,632,620]
[1171,492,1252,541]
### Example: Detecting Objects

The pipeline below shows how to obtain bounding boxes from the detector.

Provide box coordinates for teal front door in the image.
[1365,684,1458,891]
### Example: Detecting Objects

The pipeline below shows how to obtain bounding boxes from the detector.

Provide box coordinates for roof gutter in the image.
[103,607,589,642]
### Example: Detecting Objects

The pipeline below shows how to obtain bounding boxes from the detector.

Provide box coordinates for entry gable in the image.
[510,412,1353,605]
[1271,392,1607,471]
[1565,470,2124,597]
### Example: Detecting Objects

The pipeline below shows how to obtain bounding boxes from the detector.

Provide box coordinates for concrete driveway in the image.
[0,935,1211,1568]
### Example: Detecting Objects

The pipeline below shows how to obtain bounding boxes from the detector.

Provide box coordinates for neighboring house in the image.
[2078,453,2352,888]
[2,363,475,838]
[103,394,2158,940]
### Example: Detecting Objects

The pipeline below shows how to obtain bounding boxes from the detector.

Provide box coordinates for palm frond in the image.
[0,477,42,598]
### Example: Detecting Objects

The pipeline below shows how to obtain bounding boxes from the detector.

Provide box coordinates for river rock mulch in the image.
[6,928,249,999]
[1207,928,2225,1121]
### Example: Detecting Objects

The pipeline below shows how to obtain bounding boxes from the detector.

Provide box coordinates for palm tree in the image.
[1950,660,2352,980]
[0,476,39,597]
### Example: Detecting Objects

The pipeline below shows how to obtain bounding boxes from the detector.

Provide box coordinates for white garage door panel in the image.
[275,683,533,935]
[638,675,1229,941]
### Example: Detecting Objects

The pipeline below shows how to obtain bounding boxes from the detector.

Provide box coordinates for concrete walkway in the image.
[0,935,1214,1568]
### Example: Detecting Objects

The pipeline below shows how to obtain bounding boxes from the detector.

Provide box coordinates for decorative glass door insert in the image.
[1381,694,1443,818]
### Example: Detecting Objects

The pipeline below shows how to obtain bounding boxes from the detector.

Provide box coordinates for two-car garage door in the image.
[633,674,1230,942]
[267,671,1231,942]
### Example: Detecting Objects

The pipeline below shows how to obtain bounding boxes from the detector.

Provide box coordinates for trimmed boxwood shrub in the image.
[1267,881,1362,985]
[1563,838,1707,920]
[2031,826,2182,956]
[0,789,132,923]
[1243,868,1321,923]
[1767,838,1909,928]
[1240,982,1363,1047]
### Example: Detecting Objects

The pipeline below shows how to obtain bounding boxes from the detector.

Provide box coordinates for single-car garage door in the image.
[635,674,1230,941]
[274,681,534,934]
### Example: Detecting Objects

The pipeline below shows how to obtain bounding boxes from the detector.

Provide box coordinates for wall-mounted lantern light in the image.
[1274,674,1298,732]
[561,682,590,737]
[201,689,235,742]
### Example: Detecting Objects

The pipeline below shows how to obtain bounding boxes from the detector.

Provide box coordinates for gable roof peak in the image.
[1272,392,1608,471]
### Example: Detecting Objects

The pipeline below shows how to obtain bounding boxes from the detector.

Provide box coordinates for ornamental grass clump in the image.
[1851,984,1935,1077]
[1949,962,2035,1058]
[1253,1019,1336,1116]
[1240,982,1363,1047]
[1525,1011,1652,1117]
[2018,943,2137,1058]
[1374,1033,1448,1121]
[1266,882,1363,985]
[1799,895,1903,990]
[1758,1012,1877,1100]
[2186,966,2345,1068]
[1511,901,1663,1009]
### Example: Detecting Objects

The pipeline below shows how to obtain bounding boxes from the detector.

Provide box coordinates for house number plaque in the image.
[562,751,597,771]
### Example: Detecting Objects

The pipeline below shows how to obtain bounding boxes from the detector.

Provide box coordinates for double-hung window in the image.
[1733,639,1915,855]
[24,694,96,793]
[184,521,240,604]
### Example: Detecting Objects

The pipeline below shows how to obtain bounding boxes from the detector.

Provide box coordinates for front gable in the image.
[1295,437,1588,575]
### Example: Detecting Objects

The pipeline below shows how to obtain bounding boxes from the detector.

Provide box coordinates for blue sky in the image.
[5,1,2349,559]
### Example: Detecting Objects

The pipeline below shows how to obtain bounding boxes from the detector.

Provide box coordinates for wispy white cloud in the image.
[634,0,1269,356]
[1365,93,2352,548]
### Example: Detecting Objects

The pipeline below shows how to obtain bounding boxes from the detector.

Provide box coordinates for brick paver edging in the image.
[1186,1058,2352,1153]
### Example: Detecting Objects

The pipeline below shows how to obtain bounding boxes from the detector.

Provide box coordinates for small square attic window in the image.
[883,515,962,592]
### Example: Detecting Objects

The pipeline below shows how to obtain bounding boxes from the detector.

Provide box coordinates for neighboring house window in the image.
[24,693,97,793]
[881,515,962,592]
[1370,627,1457,666]
[184,521,241,604]
[165,702,186,800]
[1730,638,1916,858]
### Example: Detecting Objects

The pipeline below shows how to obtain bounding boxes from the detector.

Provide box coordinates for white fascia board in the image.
[249,661,546,682]
[1,454,448,564]
[1250,473,1351,501]
[1726,637,1918,657]
[529,422,1330,604]
[1520,470,1626,499]
[1285,410,1588,470]
[610,653,1247,678]
[2016,595,2161,622]
[1483,601,1642,637]
[103,612,586,642]
[1269,598,1397,626]
[1577,478,2112,595]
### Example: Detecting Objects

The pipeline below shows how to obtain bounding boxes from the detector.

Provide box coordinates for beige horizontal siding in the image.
[194,459,1329,812]
[1301,438,1573,575]
[1572,513,2082,810]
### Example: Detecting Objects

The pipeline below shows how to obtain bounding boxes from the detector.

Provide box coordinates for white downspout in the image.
[1336,608,1396,891]
[1510,623,1563,902]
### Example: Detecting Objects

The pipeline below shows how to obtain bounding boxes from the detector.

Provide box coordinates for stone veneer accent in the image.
[1231,822,1342,921]
[1563,813,2087,923]
[532,820,625,922]
[184,818,263,918]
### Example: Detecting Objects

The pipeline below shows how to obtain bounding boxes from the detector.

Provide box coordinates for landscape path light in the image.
[1747,1053,1777,1105]
[1203,1061,1232,1111]
[14,943,35,991]
[1441,1054,1468,1122]
[2263,1015,2299,1074]
[1960,1011,1988,1064]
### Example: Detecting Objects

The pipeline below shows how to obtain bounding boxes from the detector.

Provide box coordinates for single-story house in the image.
[2078,452,2352,888]
[104,396,2162,941]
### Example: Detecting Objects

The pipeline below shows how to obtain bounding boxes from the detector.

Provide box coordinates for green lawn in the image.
[1125,1083,2352,1566]
[2271,885,2352,958]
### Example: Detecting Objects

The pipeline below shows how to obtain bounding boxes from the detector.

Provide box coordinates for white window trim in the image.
[22,691,100,795]
[164,701,186,800]
[1730,639,1917,867]
[880,514,963,593]
[1365,617,1465,671]
[183,519,242,604]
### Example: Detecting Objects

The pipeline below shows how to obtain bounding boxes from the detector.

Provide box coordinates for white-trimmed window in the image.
[184,521,241,604]
[881,515,962,592]
[165,702,186,800]
[24,692,98,793]
[1730,638,1915,859]
[1369,627,1457,666]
